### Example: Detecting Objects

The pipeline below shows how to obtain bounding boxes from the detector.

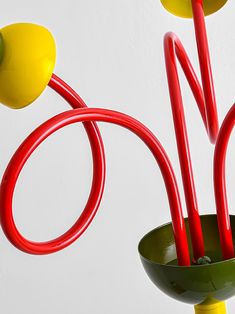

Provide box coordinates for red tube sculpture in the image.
[0,0,234,269]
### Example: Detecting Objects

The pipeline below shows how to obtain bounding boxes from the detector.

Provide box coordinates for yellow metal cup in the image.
[195,300,226,314]
[160,0,228,18]
[0,23,56,109]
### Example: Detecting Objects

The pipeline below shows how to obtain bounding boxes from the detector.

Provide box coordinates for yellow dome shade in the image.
[160,0,228,18]
[0,23,56,109]
[0,33,3,64]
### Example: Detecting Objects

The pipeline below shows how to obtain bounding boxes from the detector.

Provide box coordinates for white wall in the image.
[0,1,235,313]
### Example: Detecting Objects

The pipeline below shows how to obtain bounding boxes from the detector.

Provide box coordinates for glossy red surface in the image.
[214,104,235,260]
[0,107,190,265]
[0,75,107,255]
[0,0,233,266]
[164,0,218,259]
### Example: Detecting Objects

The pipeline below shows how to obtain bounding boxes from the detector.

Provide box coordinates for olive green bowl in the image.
[138,215,235,305]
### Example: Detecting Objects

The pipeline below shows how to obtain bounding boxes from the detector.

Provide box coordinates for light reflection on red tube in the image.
[164,0,219,259]
[0,107,190,266]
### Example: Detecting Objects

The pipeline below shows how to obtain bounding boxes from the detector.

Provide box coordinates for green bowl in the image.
[138,215,235,304]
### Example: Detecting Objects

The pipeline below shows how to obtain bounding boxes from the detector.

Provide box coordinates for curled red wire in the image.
[0,0,233,266]
[0,105,190,266]
[0,74,107,254]
[164,0,219,260]
[214,104,235,260]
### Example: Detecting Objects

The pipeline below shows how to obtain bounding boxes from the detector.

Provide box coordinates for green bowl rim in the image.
[138,214,235,269]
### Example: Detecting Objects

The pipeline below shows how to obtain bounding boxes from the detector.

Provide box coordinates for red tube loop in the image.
[0,0,226,265]
[214,104,235,260]
[0,108,190,266]
[164,0,219,259]
[0,73,107,255]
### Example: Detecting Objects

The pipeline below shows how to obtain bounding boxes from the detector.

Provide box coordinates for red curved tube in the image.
[164,0,219,259]
[0,108,190,266]
[48,74,107,236]
[214,104,235,260]
[1,0,228,266]
[48,73,107,252]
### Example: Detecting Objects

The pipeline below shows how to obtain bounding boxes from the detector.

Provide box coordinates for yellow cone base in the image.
[195,301,226,314]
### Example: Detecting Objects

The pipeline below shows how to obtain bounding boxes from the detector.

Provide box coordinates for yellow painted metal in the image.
[0,23,56,109]
[195,300,226,314]
[160,0,228,18]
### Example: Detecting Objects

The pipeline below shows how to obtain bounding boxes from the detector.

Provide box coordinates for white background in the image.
[0,0,235,313]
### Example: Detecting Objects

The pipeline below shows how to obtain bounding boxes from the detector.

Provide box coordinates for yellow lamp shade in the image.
[160,0,228,18]
[0,33,3,64]
[0,23,56,109]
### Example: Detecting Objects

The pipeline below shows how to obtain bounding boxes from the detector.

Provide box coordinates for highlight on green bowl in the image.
[138,214,235,305]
